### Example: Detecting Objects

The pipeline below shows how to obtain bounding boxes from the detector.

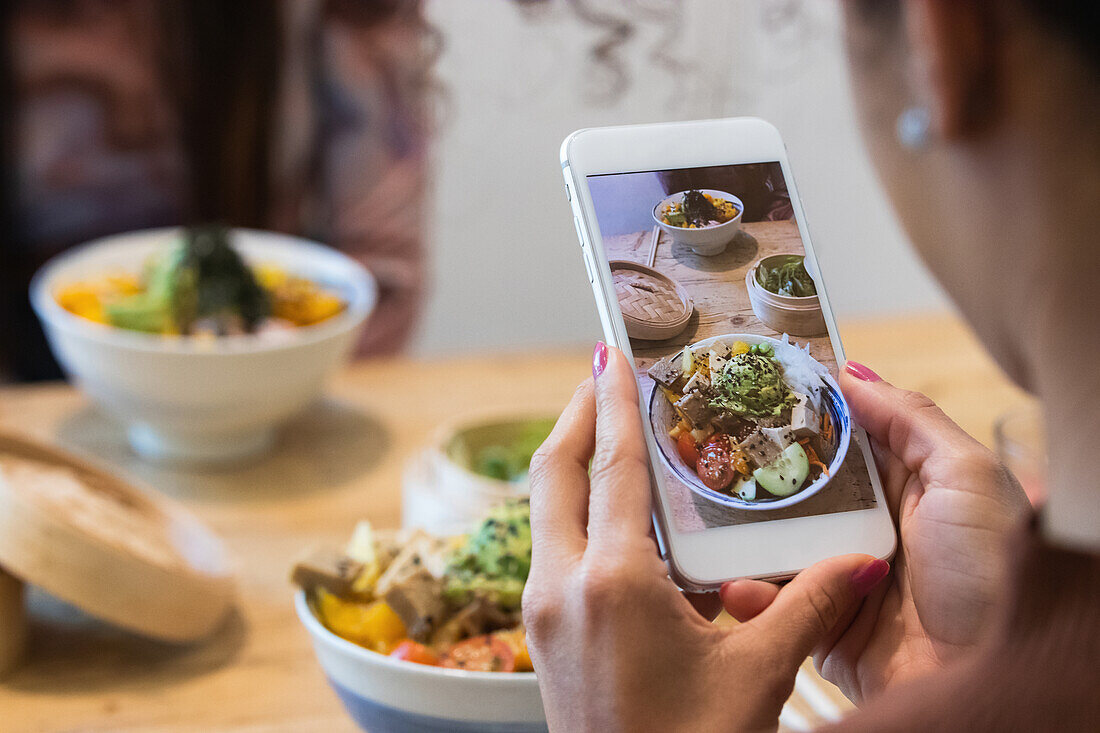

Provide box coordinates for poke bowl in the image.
[292,501,546,732]
[296,593,544,732]
[30,227,376,464]
[652,189,744,256]
[647,333,851,510]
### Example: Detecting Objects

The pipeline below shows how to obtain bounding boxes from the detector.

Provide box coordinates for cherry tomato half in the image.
[439,635,516,672]
[697,443,735,491]
[390,640,440,666]
[676,432,701,466]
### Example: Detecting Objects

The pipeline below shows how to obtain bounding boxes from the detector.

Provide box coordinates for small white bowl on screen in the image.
[652,189,744,256]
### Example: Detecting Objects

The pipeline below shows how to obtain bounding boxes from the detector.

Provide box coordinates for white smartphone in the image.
[562,117,896,589]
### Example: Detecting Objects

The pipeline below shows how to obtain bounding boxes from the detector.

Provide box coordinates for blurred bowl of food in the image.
[403,415,555,536]
[30,227,376,464]
[746,254,826,337]
[292,501,545,732]
[652,189,743,256]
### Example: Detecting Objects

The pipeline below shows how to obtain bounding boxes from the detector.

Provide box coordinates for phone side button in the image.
[581,249,596,283]
[572,216,589,248]
[564,182,572,201]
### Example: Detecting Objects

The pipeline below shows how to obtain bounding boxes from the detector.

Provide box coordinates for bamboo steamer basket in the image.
[0,566,25,675]
[0,431,235,672]
[610,260,693,341]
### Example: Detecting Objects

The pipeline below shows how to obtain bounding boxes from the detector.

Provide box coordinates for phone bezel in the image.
[561,117,896,588]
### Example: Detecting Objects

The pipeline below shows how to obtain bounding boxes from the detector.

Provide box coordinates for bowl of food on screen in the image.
[652,189,743,256]
[292,499,545,732]
[30,226,375,464]
[646,334,851,510]
[746,254,827,337]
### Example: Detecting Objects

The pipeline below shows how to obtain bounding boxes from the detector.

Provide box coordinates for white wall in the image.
[413,0,947,354]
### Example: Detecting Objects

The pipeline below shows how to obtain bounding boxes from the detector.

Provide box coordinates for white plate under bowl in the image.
[648,333,851,510]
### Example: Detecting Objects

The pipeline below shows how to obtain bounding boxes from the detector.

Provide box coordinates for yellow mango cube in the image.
[316,590,407,649]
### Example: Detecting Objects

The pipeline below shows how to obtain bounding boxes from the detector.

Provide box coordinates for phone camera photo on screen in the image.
[564,119,895,585]
[587,162,877,533]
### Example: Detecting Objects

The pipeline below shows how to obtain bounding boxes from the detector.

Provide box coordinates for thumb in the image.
[745,555,890,667]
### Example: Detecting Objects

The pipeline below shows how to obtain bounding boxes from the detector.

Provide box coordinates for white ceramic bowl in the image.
[403,414,554,537]
[746,255,827,337]
[30,228,376,464]
[295,591,546,732]
[652,189,744,256]
[648,333,851,510]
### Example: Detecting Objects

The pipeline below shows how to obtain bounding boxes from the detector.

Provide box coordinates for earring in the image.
[896,106,931,150]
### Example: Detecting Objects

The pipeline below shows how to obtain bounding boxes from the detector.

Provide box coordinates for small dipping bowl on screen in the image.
[653,189,743,256]
[746,254,827,337]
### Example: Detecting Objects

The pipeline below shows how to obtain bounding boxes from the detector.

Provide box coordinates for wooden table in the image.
[0,315,1030,732]
[606,221,875,530]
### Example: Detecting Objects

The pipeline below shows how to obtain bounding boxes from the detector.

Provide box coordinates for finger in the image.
[528,379,596,563]
[587,344,654,543]
[746,554,889,667]
[685,591,723,622]
[719,579,780,622]
[814,578,891,704]
[840,365,986,478]
[866,434,909,525]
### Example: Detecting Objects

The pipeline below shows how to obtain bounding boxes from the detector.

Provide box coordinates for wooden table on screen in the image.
[0,315,1030,732]
[604,220,875,531]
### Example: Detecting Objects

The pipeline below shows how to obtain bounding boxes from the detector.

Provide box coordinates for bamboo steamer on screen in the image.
[610,260,694,341]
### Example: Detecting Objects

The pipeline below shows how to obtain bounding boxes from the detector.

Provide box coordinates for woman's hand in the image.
[721,362,1031,704]
[523,344,891,732]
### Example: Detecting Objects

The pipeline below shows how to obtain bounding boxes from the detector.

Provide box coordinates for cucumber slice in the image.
[753,442,810,497]
[737,477,757,501]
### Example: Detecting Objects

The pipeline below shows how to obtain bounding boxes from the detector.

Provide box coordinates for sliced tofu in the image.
[383,569,447,641]
[790,392,820,438]
[676,392,714,429]
[374,530,449,596]
[682,370,710,395]
[648,355,684,389]
[290,547,363,596]
[761,426,798,450]
[708,352,726,374]
[736,429,784,468]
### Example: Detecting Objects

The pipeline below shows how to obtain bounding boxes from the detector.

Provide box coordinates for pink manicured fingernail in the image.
[592,341,608,379]
[851,559,890,596]
[845,361,882,382]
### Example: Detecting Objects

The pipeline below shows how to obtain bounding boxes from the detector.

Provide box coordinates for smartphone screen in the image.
[587,163,879,533]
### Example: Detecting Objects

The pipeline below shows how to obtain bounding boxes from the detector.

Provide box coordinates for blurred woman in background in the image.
[0,0,434,380]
